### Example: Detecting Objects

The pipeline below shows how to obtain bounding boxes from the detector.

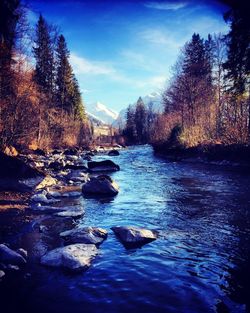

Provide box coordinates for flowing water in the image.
[1,145,250,313]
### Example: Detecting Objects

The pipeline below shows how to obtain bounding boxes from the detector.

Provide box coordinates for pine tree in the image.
[135,97,147,143]
[223,2,250,137]
[71,75,86,121]
[0,0,21,98]
[33,14,54,98]
[55,34,86,120]
[124,105,135,143]
[55,34,74,111]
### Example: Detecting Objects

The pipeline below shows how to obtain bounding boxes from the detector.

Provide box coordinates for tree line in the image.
[0,0,89,151]
[123,97,157,144]
[124,1,250,147]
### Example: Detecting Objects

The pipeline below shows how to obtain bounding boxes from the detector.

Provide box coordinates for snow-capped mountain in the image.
[113,91,164,128]
[86,101,119,125]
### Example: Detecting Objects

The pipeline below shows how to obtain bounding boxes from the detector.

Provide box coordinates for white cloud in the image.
[144,1,188,11]
[136,75,167,89]
[70,53,115,75]
[140,29,181,50]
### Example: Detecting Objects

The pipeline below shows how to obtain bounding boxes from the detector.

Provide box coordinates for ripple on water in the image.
[1,145,250,313]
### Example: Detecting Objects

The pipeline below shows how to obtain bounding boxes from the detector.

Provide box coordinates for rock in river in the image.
[0,151,45,191]
[108,149,120,156]
[87,160,120,172]
[60,227,108,245]
[82,175,119,197]
[111,226,158,248]
[41,244,98,272]
[54,207,84,218]
[0,244,27,265]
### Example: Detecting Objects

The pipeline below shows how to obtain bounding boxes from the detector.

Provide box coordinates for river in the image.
[1,145,250,313]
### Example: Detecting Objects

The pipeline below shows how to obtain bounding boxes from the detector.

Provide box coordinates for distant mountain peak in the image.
[86,101,118,125]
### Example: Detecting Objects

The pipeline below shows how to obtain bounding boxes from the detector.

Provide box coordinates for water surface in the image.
[1,145,250,313]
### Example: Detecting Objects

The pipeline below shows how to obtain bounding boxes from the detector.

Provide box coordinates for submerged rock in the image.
[0,244,27,265]
[82,175,119,196]
[55,207,84,218]
[60,227,107,245]
[111,226,157,248]
[87,160,120,172]
[41,244,98,272]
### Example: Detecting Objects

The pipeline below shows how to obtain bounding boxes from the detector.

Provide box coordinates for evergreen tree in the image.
[55,34,73,111]
[135,97,147,143]
[0,0,21,98]
[223,2,250,95]
[223,1,250,137]
[124,105,135,143]
[71,75,86,121]
[33,14,54,97]
[55,34,86,120]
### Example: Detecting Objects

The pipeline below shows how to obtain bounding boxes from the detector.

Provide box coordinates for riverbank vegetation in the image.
[0,0,90,152]
[123,1,250,162]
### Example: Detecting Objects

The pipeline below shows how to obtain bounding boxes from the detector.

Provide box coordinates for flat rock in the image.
[31,204,82,214]
[88,160,120,172]
[60,227,107,245]
[0,244,26,265]
[111,226,157,248]
[41,244,98,272]
[30,191,60,204]
[55,207,85,218]
[82,175,119,197]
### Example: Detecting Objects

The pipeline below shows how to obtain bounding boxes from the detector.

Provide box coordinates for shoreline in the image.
[152,143,250,169]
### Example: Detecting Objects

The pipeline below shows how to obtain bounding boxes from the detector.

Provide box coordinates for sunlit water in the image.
[1,145,250,313]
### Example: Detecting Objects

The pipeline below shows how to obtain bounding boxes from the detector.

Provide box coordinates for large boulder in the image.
[41,244,98,272]
[20,175,57,191]
[49,160,65,171]
[111,226,158,248]
[87,160,120,172]
[0,152,44,191]
[82,175,119,197]
[60,227,108,245]
[0,244,27,265]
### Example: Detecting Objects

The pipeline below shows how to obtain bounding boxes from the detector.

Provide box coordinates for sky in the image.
[27,0,229,112]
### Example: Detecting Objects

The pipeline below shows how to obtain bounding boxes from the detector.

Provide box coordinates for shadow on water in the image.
[1,145,250,313]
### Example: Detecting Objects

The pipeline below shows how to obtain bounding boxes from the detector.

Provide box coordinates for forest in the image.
[123,0,250,156]
[1,0,250,156]
[0,0,90,152]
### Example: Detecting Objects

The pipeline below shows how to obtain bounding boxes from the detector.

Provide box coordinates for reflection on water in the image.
[1,145,250,313]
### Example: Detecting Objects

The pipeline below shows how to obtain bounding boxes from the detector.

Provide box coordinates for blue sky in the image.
[27,0,229,112]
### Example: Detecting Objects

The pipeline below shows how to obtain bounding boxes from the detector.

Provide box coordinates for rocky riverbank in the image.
[152,142,250,168]
[0,145,158,281]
